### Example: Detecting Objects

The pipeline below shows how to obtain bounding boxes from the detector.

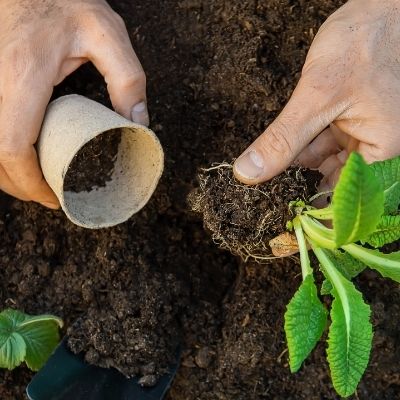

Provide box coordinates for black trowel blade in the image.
[26,339,180,400]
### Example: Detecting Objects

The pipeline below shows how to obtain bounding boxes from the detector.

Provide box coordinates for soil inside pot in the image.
[189,165,321,260]
[2,0,400,399]
[63,129,121,193]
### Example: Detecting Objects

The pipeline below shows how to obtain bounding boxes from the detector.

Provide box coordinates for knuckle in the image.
[263,122,295,159]
[79,4,126,36]
[110,11,127,29]
[116,70,146,91]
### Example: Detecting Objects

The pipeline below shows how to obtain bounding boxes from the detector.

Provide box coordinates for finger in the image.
[313,150,347,209]
[0,81,60,208]
[318,149,348,189]
[233,76,348,184]
[296,127,341,168]
[80,12,149,125]
[0,164,29,201]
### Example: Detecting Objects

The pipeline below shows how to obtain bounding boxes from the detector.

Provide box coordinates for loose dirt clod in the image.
[189,164,321,261]
[63,129,121,192]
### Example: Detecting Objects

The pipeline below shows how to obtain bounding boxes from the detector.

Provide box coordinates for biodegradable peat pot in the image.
[38,94,164,229]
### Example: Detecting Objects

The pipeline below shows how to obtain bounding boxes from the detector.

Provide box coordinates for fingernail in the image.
[318,182,330,193]
[131,101,149,127]
[337,149,348,164]
[41,201,60,210]
[234,150,264,180]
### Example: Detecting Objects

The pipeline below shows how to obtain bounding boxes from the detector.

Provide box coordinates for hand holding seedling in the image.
[0,0,148,208]
[234,0,400,189]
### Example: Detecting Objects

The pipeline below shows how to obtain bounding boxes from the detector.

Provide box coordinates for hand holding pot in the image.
[234,0,400,190]
[0,0,148,208]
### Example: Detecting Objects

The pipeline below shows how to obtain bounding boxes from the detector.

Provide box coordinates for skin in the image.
[1,0,400,207]
[234,0,400,190]
[0,0,148,208]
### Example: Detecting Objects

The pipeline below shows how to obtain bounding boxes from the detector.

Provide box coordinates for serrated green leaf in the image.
[328,285,371,397]
[370,156,400,190]
[313,247,372,397]
[343,244,400,283]
[284,275,327,372]
[0,309,62,371]
[18,321,61,371]
[330,250,366,278]
[0,333,26,370]
[383,182,400,214]
[333,152,384,247]
[365,215,400,248]
[319,250,366,295]
[320,279,333,295]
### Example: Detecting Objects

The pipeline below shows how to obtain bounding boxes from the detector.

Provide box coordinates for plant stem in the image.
[299,215,336,249]
[304,206,333,220]
[310,244,346,299]
[293,217,312,279]
[19,315,63,328]
[343,243,400,270]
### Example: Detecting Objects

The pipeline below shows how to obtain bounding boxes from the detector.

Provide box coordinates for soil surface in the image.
[189,165,321,261]
[1,0,400,399]
[64,129,121,192]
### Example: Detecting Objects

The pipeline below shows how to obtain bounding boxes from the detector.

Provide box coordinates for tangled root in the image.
[188,163,321,262]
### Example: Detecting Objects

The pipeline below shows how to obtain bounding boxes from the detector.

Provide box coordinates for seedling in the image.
[284,152,400,397]
[0,309,63,371]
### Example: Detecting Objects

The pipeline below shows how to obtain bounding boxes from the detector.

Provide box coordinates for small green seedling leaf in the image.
[284,274,327,372]
[0,309,63,371]
[333,152,384,247]
[365,215,400,248]
[320,279,333,296]
[314,247,372,398]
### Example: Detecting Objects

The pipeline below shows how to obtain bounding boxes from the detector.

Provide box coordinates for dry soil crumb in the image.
[189,164,321,261]
[63,129,121,192]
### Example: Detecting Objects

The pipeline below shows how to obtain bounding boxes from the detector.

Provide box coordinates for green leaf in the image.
[383,182,400,214]
[0,310,27,370]
[370,156,400,190]
[343,244,400,283]
[18,321,61,371]
[365,215,400,248]
[313,247,372,397]
[320,250,366,295]
[333,152,384,247]
[370,156,400,214]
[0,309,63,371]
[330,250,366,278]
[320,279,333,295]
[284,275,328,372]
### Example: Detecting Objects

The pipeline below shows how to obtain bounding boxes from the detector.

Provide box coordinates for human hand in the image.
[234,0,400,191]
[0,0,148,208]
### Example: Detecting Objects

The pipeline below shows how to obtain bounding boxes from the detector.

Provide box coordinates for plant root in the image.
[188,162,321,263]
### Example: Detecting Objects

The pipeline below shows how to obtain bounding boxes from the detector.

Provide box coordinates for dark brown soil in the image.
[1,0,400,399]
[63,129,121,192]
[66,257,186,380]
[189,165,321,261]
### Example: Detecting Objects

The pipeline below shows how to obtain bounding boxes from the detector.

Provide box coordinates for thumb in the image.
[81,12,149,125]
[233,78,346,184]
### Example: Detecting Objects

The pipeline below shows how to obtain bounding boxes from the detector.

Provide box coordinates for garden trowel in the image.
[26,338,180,400]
